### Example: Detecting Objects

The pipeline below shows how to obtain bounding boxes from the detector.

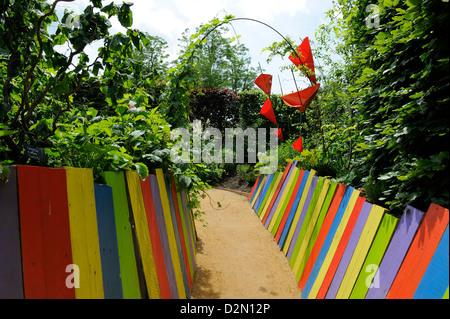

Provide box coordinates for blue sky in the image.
[57,0,335,94]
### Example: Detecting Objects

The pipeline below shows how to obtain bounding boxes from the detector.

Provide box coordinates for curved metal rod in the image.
[185,17,314,86]
[183,16,325,155]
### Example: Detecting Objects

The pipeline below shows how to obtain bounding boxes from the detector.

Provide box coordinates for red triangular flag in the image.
[289,37,316,84]
[260,99,277,125]
[281,83,320,112]
[292,136,303,152]
[254,74,272,97]
[273,128,283,141]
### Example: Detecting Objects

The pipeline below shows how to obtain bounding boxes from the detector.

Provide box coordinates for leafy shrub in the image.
[236,164,257,184]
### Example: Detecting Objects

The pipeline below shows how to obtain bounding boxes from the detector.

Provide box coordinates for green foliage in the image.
[340,0,449,212]
[0,0,214,220]
[0,0,147,163]
[236,164,257,184]
[46,105,172,182]
[262,0,449,214]
[0,162,10,182]
[190,88,240,132]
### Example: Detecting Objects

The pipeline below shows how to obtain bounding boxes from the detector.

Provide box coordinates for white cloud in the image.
[233,0,310,21]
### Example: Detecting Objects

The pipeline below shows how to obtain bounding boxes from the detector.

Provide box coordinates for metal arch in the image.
[185,17,314,86]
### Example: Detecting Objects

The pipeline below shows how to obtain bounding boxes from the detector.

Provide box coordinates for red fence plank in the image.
[298,184,347,291]
[18,166,75,299]
[387,203,449,299]
[139,177,172,299]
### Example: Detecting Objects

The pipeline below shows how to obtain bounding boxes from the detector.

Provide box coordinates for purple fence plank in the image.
[325,201,373,299]
[286,176,318,259]
[365,205,424,299]
[149,174,179,299]
[264,162,297,228]
[181,190,196,270]
[0,167,24,299]
[254,174,272,212]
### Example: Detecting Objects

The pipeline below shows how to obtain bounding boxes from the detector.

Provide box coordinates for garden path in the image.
[190,188,301,299]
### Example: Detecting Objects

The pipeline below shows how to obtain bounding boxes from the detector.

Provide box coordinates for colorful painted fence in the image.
[249,161,449,299]
[0,165,197,299]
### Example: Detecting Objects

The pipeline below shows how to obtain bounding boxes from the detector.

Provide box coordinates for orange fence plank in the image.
[387,203,449,299]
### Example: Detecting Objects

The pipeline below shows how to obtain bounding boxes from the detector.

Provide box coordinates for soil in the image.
[215,172,254,194]
[190,188,302,299]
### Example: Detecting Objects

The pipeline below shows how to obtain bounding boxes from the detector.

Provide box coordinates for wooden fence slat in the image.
[66,167,104,299]
[164,174,190,298]
[318,197,367,299]
[286,176,322,259]
[365,205,424,299]
[349,212,398,299]
[298,183,346,290]
[334,204,386,299]
[18,166,75,299]
[251,175,267,207]
[292,182,338,282]
[174,178,195,284]
[307,188,360,299]
[252,175,267,209]
[300,185,354,297]
[288,178,331,264]
[268,168,300,234]
[155,169,187,299]
[289,179,331,272]
[180,189,197,269]
[169,175,193,290]
[259,173,281,219]
[282,170,317,255]
[0,166,24,299]
[103,171,141,299]
[257,172,279,217]
[261,162,293,224]
[125,171,161,299]
[257,174,276,214]
[139,177,171,298]
[387,203,449,299]
[149,174,179,298]
[278,171,310,249]
[248,175,261,201]
[274,170,305,242]
[93,184,123,299]
[413,225,449,299]
[255,174,274,213]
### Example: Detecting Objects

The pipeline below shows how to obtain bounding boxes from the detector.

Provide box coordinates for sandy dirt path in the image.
[190,188,302,299]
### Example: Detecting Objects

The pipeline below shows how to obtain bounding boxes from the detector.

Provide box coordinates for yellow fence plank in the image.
[125,171,161,299]
[251,175,267,207]
[291,179,331,273]
[335,205,386,299]
[282,170,317,255]
[308,189,360,299]
[155,169,187,299]
[259,173,283,220]
[65,167,104,299]
[268,168,300,233]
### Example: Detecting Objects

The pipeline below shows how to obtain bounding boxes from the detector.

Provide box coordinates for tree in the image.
[132,33,169,76]
[177,25,258,92]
